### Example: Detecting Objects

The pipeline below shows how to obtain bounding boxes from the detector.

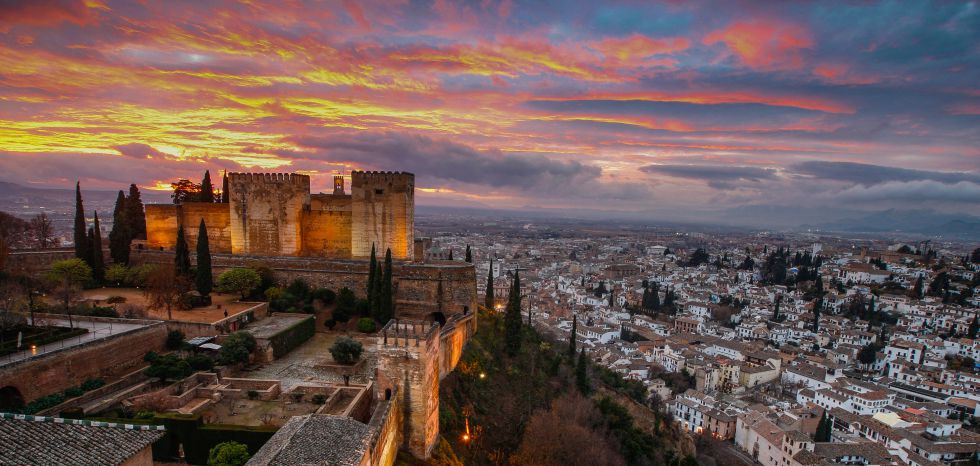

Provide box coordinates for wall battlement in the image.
[228,172,311,186]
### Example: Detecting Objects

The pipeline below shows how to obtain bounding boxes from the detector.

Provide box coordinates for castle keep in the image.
[144,171,415,260]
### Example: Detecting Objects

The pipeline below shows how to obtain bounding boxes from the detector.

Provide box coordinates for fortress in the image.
[144,171,415,260]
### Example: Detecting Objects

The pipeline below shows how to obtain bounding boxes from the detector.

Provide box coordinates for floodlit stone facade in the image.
[144,171,415,260]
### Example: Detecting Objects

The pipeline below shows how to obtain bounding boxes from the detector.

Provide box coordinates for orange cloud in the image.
[813,63,879,85]
[590,34,690,67]
[703,19,813,70]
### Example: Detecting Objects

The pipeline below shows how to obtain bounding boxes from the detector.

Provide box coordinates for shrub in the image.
[246,390,258,400]
[311,394,326,404]
[217,268,262,299]
[89,306,119,318]
[105,265,129,286]
[64,387,84,398]
[264,287,283,301]
[144,351,160,363]
[80,378,105,391]
[146,353,193,381]
[312,288,336,305]
[125,264,156,287]
[329,336,363,365]
[325,318,337,330]
[218,332,256,365]
[355,298,370,317]
[290,392,303,402]
[166,329,186,350]
[106,295,127,304]
[285,279,311,301]
[336,288,356,319]
[135,410,156,420]
[357,318,377,333]
[187,354,215,371]
[208,441,250,466]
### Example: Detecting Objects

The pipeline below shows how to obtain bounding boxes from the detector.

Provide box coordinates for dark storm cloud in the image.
[790,161,980,186]
[114,143,167,159]
[639,164,777,190]
[289,132,602,189]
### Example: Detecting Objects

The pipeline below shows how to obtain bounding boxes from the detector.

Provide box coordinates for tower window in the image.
[375,189,384,195]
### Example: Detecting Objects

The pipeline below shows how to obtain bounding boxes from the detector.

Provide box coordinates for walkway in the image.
[0,318,149,367]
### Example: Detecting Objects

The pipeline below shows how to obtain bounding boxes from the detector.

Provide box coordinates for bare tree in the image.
[511,392,626,466]
[144,265,189,320]
[29,212,56,249]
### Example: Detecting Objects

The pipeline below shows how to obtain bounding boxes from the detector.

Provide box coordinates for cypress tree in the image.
[86,227,96,270]
[969,315,979,340]
[126,184,146,240]
[199,170,215,203]
[652,283,660,310]
[773,295,782,322]
[379,248,393,324]
[568,314,577,357]
[504,270,522,356]
[485,259,495,309]
[465,245,472,263]
[175,226,191,277]
[195,219,213,295]
[576,349,590,395]
[109,190,131,265]
[448,249,454,261]
[73,182,89,260]
[815,411,831,442]
[367,244,377,311]
[221,171,229,203]
[90,212,105,283]
[813,297,823,333]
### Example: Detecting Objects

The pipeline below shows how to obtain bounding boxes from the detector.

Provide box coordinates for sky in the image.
[1,0,978,223]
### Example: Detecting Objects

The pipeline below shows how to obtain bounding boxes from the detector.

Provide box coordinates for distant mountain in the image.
[804,209,980,239]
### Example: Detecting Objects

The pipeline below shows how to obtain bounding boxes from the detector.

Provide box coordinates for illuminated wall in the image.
[351,171,415,260]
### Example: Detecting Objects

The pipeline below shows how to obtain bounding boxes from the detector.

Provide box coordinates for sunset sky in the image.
[1,0,978,221]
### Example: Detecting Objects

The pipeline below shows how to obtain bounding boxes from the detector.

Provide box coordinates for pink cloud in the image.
[703,19,813,70]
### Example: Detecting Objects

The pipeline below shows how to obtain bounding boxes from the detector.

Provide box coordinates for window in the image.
[375,188,384,195]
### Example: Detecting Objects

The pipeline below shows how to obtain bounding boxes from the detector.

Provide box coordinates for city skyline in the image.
[1,0,978,221]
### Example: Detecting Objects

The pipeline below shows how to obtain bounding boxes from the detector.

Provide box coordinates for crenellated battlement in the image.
[228,172,310,186]
[351,171,414,188]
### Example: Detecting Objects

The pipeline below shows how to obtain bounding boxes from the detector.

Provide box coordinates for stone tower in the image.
[351,171,414,260]
[228,173,310,256]
[376,320,440,459]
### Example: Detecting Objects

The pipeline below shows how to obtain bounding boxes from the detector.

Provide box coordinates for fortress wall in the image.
[178,202,232,253]
[129,250,477,318]
[302,194,353,258]
[438,311,477,380]
[351,171,414,261]
[228,173,310,256]
[0,322,167,404]
[376,321,440,459]
[144,204,179,249]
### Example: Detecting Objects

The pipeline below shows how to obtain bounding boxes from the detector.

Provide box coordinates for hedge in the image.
[269,316,315,359]
[0,327,89,357]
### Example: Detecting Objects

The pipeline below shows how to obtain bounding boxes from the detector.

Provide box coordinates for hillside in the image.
[402,309,695,466]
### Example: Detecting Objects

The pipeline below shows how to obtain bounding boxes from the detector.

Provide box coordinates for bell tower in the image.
[333,175,345,195]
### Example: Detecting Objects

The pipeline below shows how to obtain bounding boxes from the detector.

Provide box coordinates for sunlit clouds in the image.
[0,0,978,217]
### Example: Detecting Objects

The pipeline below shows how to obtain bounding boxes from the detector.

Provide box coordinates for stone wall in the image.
[375,320,440,459]
[129,250,477,320]
[302,194,352,258]
[229,173,309,256]
[351,171,414,261]
[365,388,403,466]
[0,320,167,403]
[145,204,179,250]
[3,248,76,273]
[179,202,232,253]
[438,311,477,380]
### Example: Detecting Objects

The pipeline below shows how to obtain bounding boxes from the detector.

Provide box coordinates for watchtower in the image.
[228,173,310,256]
[351,171,415,260]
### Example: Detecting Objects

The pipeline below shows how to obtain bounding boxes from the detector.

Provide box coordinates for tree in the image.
[125,184,146,240]
[773,294,782,322]
[378,248,393,324]
[108,191,131,265]
[45,258,92,329]
[221,171,230,203]
[910,276,924,299]
[218,331,256,365]
[815,411,831,442]
[858,343,878,367]
[569,314,577,358]
[485,258,494,309]
[145,353,192,382]
[171,179,201,204]
[174,226,191,277]
[89,212,105,283]
[970,315,979,340]
[217,268,262,299]
[208,441,250,466]
[199,170,216,203]
[511,393,625,466]
[329,336,364,364]
[73,182,88,261]
[504,270,523,356]
[29,212,55,249]
[812,297,822,333]
[576,349,590,395]
[448,249,454,261]
[166,329,186,350]
[145,265,188,320]
[687,248,709,267]
[465,245,472,263]
[367,243,377,312]
[195,219,213,295]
